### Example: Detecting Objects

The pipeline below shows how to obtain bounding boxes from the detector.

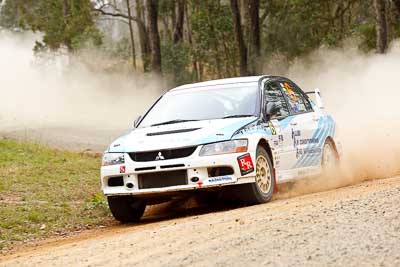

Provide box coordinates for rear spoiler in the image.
[305,88,324,109]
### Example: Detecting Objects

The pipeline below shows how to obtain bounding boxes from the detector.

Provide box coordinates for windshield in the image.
[138,84,260,128]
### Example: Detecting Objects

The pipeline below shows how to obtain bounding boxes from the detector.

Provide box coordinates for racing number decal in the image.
[237,153,255,175]
[268,121,277,135]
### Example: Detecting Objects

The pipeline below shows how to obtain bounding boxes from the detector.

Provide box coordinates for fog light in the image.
[191,177,199,182]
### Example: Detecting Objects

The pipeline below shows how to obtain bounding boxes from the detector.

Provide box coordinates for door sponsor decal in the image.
[299,138,319,145]
[291,129,301,148]
[237,153,255,175]
[296,147,322,159]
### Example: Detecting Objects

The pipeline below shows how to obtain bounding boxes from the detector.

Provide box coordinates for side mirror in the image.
[314,88,324,109]
[305,88,324,109]
[264,101,281,120]
[134,115,142,128]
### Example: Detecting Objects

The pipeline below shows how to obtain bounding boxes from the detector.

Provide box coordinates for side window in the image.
[279,81,309,114]
[292,83,313,111]
[264,82,290,119]
[303,95,313,111]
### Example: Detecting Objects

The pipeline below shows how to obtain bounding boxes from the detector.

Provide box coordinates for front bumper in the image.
[101,147,256,196]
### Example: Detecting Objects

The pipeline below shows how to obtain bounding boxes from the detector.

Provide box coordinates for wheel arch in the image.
[325,136,340,160]
[257,138,274,166]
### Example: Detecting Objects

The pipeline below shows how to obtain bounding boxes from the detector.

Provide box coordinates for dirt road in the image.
[1,176,400,266]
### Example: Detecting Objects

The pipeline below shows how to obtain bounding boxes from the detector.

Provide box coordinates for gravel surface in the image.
[2,176,400,267]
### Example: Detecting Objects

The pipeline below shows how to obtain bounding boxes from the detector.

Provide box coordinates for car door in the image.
[263,81,297,172]
[278,80,321,172]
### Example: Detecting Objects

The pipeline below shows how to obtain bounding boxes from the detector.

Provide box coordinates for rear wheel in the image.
[322,140,338,173]
[107,196,146,223]
[241,146,275,204]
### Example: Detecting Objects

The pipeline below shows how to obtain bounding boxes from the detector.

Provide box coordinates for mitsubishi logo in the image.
[155,152,165,160]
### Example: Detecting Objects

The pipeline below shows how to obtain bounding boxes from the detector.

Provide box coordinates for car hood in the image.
[107,117,257,153]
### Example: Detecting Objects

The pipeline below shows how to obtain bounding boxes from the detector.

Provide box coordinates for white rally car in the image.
[101,76,341,222]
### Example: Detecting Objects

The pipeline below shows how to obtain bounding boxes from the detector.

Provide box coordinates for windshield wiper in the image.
[222,115,254,119]
[151,119,199,127]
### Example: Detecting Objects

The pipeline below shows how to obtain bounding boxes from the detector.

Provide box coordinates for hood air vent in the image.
[146,128,201,136]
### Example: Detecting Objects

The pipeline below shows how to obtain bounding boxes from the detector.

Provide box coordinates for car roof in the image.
[170,75,271,92]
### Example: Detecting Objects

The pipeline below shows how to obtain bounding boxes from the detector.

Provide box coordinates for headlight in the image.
[102,153,125,166]
[199,140,248,156]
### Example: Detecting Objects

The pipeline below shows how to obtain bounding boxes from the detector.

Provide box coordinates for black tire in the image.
[240,146,275,204]
[321,139,340,179]
[107,196,146,223]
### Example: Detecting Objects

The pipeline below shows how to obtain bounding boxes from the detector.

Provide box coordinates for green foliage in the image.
[190,0,237,79]
[261,0,380,60]
[103,37,132,61]
[356,23,377,52]
[2,0,103,52]
[161,39,192,85]
[85,192,108,210]
[0,0,32,29]
[2,0,399,82]
[0,139,112,250]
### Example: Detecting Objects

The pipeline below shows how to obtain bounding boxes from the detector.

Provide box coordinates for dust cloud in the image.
[0,31,162,131]
[269,40,400,194]
[1,31,399,182]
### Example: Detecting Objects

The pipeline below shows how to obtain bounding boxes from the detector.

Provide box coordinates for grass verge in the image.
[0,138,112,252]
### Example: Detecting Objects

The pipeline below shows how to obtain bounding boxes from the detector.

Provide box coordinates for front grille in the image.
[138,170,188,189]
[129,146,197,162]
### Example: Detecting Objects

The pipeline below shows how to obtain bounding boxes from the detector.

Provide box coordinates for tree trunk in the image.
[173,0,185,44]
[373,0,388,54]
[184,1,198,81]
[394,0,400,23]
[62,0,72,51]
[394,0,400,15]
[146,0,162,73]
[126,0,137,70]
[199,62,204,81]
[246,0,260,74]
[136,0,150,71]
[171,0,176,35]
[230,0,248,76]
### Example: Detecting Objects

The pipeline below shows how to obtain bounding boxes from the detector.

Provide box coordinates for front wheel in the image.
[107,196,146,223]
[240,146,275,204]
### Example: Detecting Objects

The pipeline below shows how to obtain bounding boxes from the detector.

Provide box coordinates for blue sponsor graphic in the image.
[278,116,295,129]
[208,176,233,183]
[197,117,257,144]
[235,123,271,136]
[296,147,322,159]
[293,117,326,168]
[292,115,335,168]
[233,116,295,138]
